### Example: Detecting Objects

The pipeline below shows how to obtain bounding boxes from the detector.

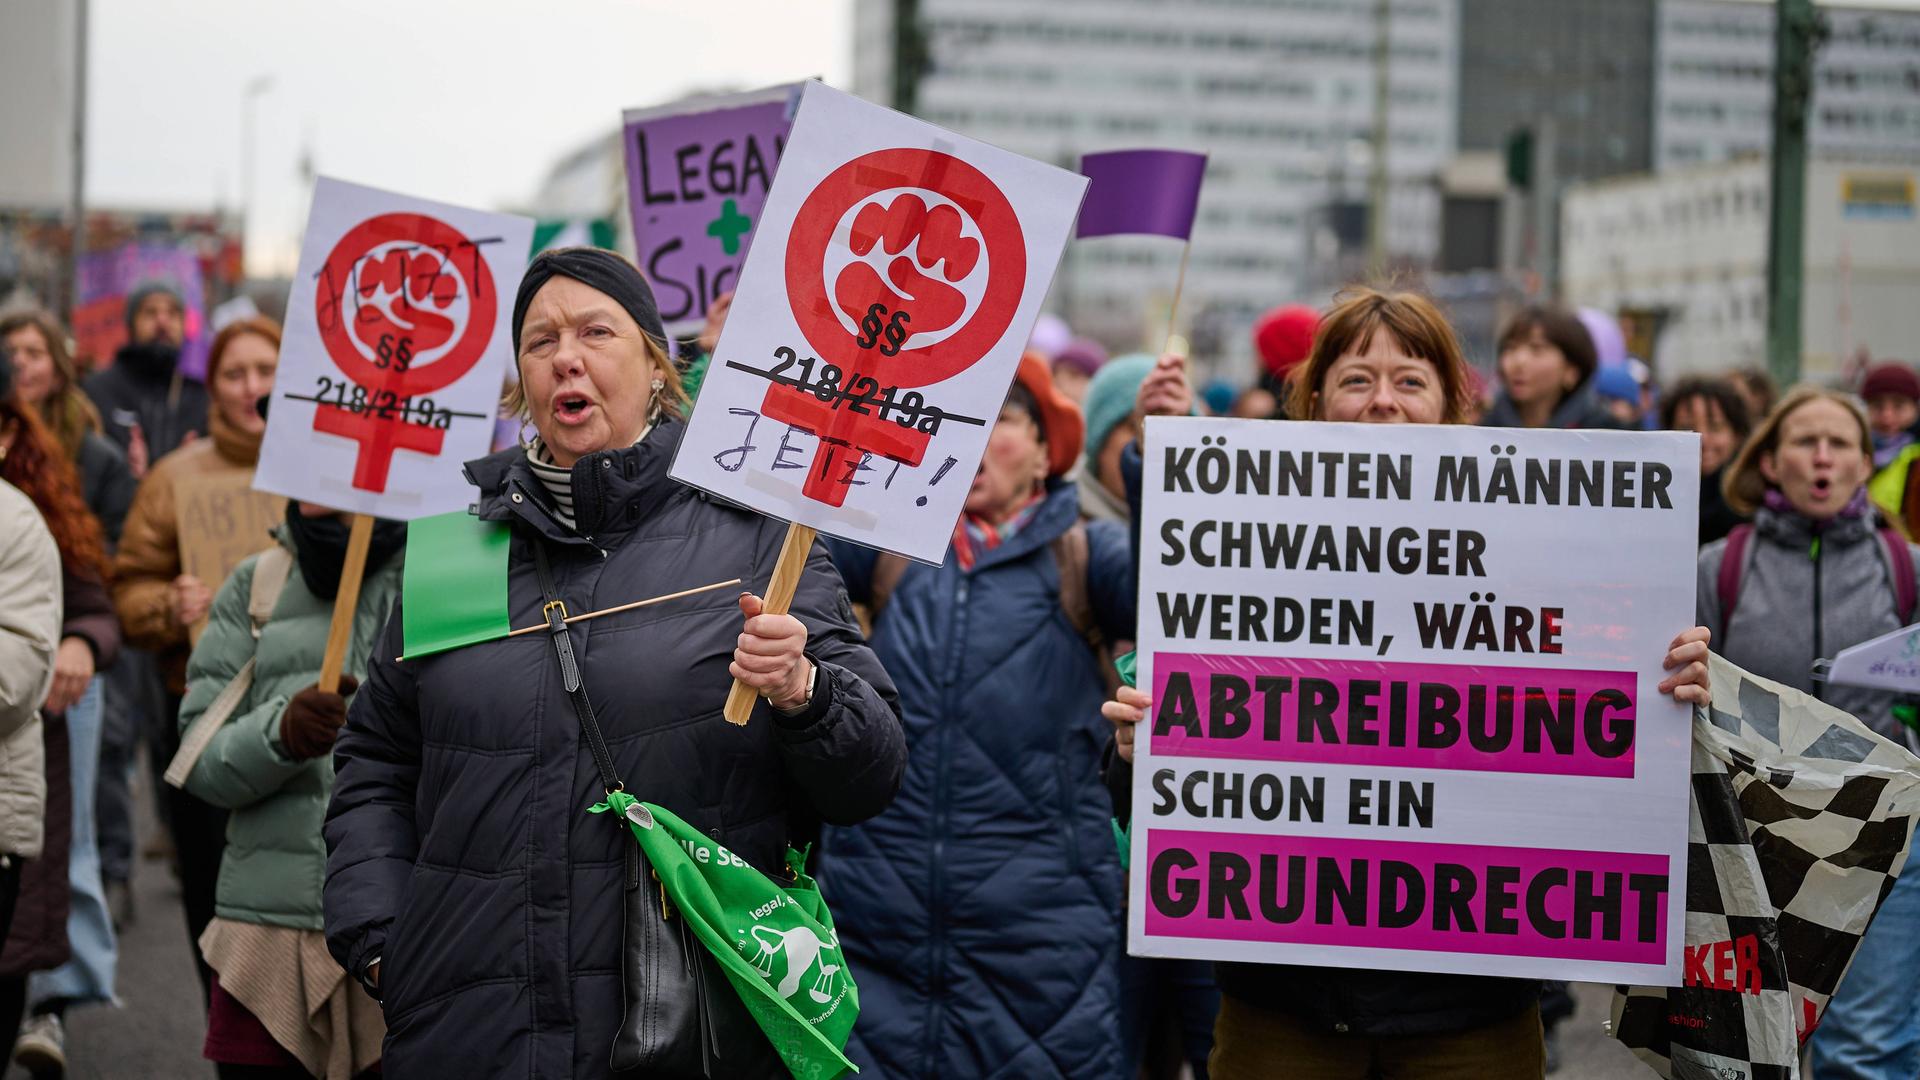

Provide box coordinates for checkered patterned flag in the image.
[1609,655,1920,1079]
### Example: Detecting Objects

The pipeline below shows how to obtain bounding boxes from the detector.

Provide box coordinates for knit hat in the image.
[1592,364,1642,404]
[1052,337,1108,378]
[1862,362,1920,403]
[1011,351,1084,477]
[1080,352,1155,471]
[1253,304,1319,380]
[124,280,185,336]
[513,247,666,351]
[1200,378,1236,416]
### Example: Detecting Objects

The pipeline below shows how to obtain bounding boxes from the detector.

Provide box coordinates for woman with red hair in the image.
[0,352,119,1064]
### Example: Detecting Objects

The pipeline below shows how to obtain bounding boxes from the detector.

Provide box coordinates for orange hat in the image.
[1011,350,1085,478]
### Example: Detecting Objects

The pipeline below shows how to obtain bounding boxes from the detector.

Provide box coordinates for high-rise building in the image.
[1456,0,1658,183]
[851,0,1460,370]
[1657,0,1920,169]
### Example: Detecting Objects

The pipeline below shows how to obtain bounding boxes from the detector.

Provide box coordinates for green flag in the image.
[590,792,859,1080]
[401,511,512,660]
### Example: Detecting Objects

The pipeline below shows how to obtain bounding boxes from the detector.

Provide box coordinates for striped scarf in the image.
[951,490,1046,571]
[525,426,650,531]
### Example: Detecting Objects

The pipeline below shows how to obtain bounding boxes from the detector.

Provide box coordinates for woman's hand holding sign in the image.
[1660,626,1713,706]
[732,591,815,711]
[1103,684,1152,764]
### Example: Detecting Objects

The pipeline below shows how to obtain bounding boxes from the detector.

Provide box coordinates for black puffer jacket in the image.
[323,418,907,1078]
[81,343,208,463]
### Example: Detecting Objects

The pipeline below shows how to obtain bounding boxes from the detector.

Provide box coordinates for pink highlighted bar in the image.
[1143,828,1669,964]
[1150,653,1637,777]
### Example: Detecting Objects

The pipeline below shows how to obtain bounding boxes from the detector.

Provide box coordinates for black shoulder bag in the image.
[531,542,781,1078]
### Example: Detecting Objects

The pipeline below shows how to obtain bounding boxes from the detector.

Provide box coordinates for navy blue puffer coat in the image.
[322,419,906,1078]
[820,480,1134,1079]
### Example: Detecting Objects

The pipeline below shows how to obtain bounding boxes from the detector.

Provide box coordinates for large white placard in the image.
[255,177,533,518]
[1129,417,1700,985]
[669,81,1087,562]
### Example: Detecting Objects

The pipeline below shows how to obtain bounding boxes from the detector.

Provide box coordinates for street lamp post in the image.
[240,75,274,279]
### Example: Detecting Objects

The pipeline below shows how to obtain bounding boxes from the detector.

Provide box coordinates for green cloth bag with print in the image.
[590,792,859,1080]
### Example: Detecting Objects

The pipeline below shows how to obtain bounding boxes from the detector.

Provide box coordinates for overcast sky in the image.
[85,0,1920,277]
[86,0,853,273]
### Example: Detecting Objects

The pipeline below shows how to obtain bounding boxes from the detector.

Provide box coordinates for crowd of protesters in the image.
[0,259,1915,1080]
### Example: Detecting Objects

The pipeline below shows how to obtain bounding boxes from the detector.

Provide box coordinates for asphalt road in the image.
[9,793,1656,1080]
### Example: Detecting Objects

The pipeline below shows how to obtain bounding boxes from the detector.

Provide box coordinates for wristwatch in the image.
[771,660,817,714]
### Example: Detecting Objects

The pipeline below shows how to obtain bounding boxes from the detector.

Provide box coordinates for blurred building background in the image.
[5,0,1920,382]
[1563,157,1919,379]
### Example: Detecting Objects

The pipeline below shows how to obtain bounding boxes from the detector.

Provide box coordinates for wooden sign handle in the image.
[317,513,375,694]
[723,522,818,726]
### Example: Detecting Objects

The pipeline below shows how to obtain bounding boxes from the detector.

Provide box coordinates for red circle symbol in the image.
[784,148,1025,387]
[314,212,496,399]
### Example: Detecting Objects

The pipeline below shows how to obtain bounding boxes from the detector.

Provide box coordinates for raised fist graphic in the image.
[833,194,979,355]
[350,247,458,372]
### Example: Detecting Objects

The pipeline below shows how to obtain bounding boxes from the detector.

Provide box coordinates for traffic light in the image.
[1506,128,1533,191]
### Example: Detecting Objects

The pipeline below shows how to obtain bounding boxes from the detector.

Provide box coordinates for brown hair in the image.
[500,330,689,425]
[1660,376,1753,441]
[1285,287,1478,425]
[0,310,100,460]
[205,316,283,383]
[1496,304,1599,387]
[0,393,109,578]
[1721,386,1872,517]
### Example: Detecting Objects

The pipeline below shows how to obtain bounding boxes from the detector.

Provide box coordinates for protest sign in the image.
[253,177,532,519]
[1826,621,1920,693]
[1128,417,1700,984]
[174,470,286,644]
[1611,655,1920,1079]
[623,85,796,334]
[670,80,1087,564]
[72,242,210,378]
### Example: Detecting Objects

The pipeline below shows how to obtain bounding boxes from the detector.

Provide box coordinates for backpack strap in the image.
[1716,524,1754,646]
[1050,522,1099,647]
[166,544,297,789]
[1051,522,1121,693]
[1879,526,1918,624]
[868,553,909,625]
[248,544,294,635]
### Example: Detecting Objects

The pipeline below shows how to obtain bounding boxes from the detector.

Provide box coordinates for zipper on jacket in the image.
[921,570,969,1077]
[1812,535,1825,701]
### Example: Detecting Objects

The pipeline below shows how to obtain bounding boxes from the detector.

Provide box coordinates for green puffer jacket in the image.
[179,532,403,930]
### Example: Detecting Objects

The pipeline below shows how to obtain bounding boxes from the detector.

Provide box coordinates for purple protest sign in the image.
[73,243,210,379]
[622,85,796,335]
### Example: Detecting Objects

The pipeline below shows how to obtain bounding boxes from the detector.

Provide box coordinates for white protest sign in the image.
[669,81,1087,563]
[1129,418,1700,985]
[1828,623,1920,693]
[255,177,533,518]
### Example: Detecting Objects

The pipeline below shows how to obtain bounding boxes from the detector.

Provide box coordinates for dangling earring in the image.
[648,377,666,425]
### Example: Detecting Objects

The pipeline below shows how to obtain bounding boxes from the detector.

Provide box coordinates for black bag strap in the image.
[533,541,645,894]
[533,540,623,796]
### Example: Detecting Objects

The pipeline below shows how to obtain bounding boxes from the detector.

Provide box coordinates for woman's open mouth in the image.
[1811,477,1834,500]
[554,393,595,426]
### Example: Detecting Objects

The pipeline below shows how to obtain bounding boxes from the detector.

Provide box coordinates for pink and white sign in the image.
[1129,417,1700,984]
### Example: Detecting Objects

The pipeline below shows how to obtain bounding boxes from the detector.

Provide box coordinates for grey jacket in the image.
[1698,505,1920,745]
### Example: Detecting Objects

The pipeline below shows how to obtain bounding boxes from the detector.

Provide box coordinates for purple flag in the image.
[1075,149,1208,240]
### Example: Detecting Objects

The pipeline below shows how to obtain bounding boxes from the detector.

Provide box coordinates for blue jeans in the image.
[1810,864,1920,1079]
[30,678,119,1008]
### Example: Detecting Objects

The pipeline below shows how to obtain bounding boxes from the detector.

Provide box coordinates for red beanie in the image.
[1254,304,1320,380]
[1862,363,1920,403]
